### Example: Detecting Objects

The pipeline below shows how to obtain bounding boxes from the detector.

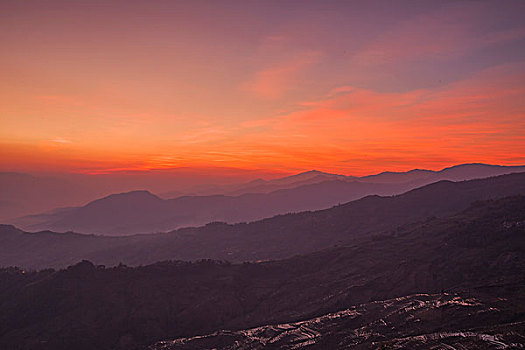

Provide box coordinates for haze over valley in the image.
[5,163,525,235]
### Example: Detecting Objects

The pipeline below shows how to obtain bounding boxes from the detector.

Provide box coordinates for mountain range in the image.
[2,172,525,270]
[160,163,525,196]
[12,163,525,235]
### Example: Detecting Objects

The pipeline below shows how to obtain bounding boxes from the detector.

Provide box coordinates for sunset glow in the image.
[1,0,524,176]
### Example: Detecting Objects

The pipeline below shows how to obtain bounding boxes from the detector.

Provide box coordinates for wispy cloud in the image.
[233,63,525,172]
[48,138,72,144]
[350,2,525,68]
[243,51,322,100]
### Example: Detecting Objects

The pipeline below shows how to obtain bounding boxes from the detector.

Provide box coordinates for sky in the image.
[1,0,525,177]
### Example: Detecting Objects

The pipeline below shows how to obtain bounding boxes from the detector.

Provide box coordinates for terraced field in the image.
[152,293,525,349]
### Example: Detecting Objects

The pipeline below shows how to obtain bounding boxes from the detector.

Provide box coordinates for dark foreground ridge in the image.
[1,196,524,349]
[1,172,525,270]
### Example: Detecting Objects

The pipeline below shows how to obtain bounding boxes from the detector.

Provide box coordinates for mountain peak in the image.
[437,163,525,179]
[293,169,343,178]
[439,163,495,171]
[86,190,162,208]
[0,224,21,236]
[297,169,326,175]
[105,190,159,199]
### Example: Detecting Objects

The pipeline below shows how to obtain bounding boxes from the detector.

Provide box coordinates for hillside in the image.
[1,172,525,270]
[153,293,525,349]
[0,196,524,349]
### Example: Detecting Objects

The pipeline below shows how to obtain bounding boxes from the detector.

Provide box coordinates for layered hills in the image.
[1,172,525,269]
[13,164,525,236]
[1,195,524,349]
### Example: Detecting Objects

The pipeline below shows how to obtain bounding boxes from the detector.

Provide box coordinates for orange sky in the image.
[1,0,524,177]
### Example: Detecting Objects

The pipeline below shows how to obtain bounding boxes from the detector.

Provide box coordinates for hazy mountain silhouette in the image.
[4,163,524,226]
[0,168,283,221]
[14,164,525,235]
[159,169,351,198]
[360,163,525,184]
[1,196,523,349]
[2,172,525,269]
[160,163,525,197]
[226,171,351,195]
[14,180,414,235]
[0,172,96,221]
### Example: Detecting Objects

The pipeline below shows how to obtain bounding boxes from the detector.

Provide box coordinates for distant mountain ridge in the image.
[13,164,525,235]
[14,180,412,235]
[359,163,525,183]
[160,163,525,196]
[2,172,525,269]
[159,169,350,197]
